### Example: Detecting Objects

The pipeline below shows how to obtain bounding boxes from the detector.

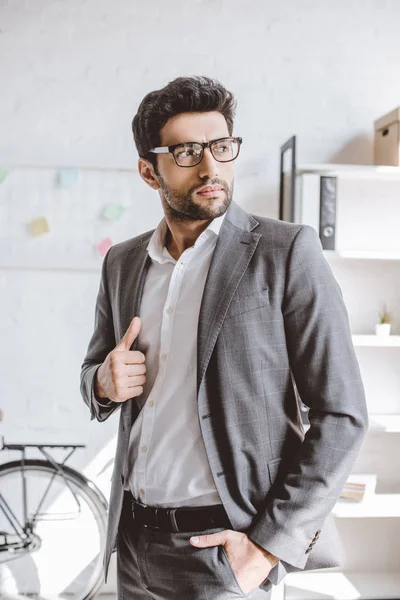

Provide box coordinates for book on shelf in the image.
[339,474,377,502]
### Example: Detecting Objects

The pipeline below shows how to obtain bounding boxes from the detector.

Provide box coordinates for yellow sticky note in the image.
[29,217,50,236]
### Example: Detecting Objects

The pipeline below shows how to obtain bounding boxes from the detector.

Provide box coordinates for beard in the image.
[157,175,234,222]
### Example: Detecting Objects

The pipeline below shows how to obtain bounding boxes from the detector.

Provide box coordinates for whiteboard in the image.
[0,165,163,270]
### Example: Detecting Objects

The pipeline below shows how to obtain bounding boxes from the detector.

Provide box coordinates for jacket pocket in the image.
[224,288,269,320]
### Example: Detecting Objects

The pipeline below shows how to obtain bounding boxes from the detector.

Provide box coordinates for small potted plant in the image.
[375,304,392,337]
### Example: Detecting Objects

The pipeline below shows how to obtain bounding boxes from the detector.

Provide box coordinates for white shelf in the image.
[296,163,400,179]
[284,569,400,600]
[333,493,400,518]
[368,414,400,433]
[303,414,400,434]
[327,250,400,260]
[352,335,400,347]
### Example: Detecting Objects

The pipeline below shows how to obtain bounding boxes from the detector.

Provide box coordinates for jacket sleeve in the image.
[247,224,368,569]
[80,248,121,422]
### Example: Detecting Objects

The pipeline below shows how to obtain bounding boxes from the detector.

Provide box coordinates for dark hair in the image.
[132,76,237,172]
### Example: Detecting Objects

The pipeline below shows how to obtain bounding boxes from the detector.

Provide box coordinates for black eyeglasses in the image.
[149,136,243,168]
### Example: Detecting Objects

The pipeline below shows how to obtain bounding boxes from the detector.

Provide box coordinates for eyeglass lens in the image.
[173,138,240,166]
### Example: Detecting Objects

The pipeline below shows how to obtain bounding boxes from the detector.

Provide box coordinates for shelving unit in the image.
[277,154,400,600]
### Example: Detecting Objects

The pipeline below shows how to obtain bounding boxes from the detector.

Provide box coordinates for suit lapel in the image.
[197,202,261,393]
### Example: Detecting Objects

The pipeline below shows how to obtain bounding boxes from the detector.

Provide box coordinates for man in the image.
[80,76,368,599]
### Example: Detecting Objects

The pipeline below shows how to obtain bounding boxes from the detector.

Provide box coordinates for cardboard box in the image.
[374,106,400,166]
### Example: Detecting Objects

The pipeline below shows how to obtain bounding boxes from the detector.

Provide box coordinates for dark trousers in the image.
[116,493,273,599]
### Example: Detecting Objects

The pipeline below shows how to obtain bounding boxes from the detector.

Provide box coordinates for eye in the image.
[175,145,202,159]
[213,141,231,153]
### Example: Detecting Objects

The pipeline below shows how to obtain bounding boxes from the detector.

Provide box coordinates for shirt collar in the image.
[146,210,227,264]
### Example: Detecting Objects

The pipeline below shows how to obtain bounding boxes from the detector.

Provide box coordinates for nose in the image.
[197,147,220,179]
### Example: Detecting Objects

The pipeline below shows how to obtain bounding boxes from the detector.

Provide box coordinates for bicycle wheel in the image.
[0,459,108,600]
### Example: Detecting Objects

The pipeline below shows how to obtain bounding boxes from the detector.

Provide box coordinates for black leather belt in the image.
[125,492,231,533]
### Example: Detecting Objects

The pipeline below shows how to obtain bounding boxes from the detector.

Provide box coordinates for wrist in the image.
[263,550,280,567]
[94,366,106,399]
[250,537,280,566]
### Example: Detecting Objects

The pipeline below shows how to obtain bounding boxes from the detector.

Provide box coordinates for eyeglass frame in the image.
[148,136,243,167]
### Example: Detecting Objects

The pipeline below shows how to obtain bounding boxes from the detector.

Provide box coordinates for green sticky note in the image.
[0,169,9,184]
[102,203,126,221]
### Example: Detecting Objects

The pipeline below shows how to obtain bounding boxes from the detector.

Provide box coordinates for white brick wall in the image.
[1,0,400,594]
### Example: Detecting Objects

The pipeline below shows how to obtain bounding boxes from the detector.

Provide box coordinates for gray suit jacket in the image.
[80,200,368,589]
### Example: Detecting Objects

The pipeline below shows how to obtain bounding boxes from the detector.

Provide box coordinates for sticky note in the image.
[96,237,113,256]
[0,169,9,185]
[57,168,78,188]
[102,203,126,221]
[29,217,50,236]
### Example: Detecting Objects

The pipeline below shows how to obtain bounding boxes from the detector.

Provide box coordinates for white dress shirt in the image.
[125,211,227,507]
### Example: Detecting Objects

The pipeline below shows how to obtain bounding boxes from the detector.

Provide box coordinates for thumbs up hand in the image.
[94,316,146,403]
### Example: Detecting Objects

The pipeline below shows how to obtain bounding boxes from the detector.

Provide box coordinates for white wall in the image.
[1,0,400,594]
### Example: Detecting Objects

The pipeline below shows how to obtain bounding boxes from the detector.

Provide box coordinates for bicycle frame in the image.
[0,437,86,553]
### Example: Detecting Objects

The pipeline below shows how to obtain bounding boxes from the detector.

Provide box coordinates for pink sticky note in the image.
[96,237,113,256]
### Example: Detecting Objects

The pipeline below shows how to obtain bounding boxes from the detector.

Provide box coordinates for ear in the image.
[138,158,160,190]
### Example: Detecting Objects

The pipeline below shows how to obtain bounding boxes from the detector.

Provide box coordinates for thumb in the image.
[190,532,227,548]
[116,316,141,351]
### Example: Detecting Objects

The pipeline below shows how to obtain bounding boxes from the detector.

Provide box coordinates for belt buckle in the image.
[142,506,160,530]
[133,500,161,530]
[136,502,180,532]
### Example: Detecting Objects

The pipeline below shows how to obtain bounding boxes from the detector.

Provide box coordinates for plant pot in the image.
[375,323,391,336]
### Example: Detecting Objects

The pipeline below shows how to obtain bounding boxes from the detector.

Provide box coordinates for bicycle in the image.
[0,436,108,600]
